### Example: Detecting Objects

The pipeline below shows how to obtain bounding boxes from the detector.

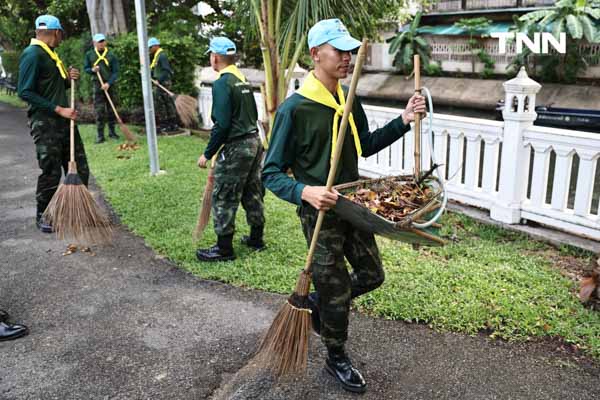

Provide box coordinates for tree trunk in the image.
[86,0,128,36]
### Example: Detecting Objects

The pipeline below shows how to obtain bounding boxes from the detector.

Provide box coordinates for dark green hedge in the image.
[5,32,204,111]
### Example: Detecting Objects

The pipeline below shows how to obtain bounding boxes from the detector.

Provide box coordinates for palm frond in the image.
[552,17,565,37]
[519,9,553,22]
[580,15,597,42]
[584,7,600,20]
[566,14,583,39]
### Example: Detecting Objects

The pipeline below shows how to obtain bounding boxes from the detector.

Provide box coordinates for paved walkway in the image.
[1,102,599,399]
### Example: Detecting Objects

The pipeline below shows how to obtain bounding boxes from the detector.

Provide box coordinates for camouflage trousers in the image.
[212,135,265,236]
[29,116,90,215]
[153,81,177,126]
[298,205,385,350]
[93,84,116,133]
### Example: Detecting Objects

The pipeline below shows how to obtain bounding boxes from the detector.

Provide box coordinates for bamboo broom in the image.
[151,79,198,128]
[253,39,368,377]
[413,55,422,180]
[96,71,137,143]
[43,80,112,245]
[192,152,219,242]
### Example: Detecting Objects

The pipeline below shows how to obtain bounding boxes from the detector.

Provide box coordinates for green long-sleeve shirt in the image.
[150,51,173,84]
[262,90,411,206]
[204,72,259,159]
[83,48,119,86]
[18,44,69,119]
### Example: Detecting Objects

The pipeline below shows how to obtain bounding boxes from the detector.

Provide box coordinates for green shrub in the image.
[57,34,93,103]
[54,31,204,111]
[1,50,20,82]
[423,61,442,76]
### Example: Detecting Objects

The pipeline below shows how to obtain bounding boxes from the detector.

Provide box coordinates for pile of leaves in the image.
[117,143,140,152]
[345,178,436,222]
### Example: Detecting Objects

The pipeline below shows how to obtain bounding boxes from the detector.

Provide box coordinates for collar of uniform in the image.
[219,65,246,83]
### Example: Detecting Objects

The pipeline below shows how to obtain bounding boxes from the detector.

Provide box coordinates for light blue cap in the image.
[148,37,160,48]
[206,37,236,55]
[35,15,63,31]
[93,33,106,42]
[307,18,361,51]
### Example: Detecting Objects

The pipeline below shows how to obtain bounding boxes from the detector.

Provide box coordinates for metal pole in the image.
[134,0,160,175]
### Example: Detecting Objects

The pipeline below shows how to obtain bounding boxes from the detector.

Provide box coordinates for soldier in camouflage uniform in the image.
[84,33,119,143]
[148,37,179,134]
[196,37,265,262]
[18,14,90,233]
[262,19,426,393]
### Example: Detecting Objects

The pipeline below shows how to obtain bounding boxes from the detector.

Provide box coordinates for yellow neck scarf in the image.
[297,71,361,160]
[93,47,109,67]
[30,38,68,80]
[219,65,246,82]
[150,48,163,69]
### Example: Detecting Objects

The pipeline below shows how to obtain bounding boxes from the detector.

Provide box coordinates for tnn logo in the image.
[491,32,567,54]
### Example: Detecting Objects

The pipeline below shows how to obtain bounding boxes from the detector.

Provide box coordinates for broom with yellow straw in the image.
[253,38,368,377]
[192,152,219,241]
[96,71,137,143]
[151,79,199,128]
[43,80,112,245]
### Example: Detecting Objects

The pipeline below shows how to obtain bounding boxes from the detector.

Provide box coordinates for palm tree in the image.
[519,0,600,43]
[453,17,492,74]
[518,0,600,82]
[388,11,431,75]
[248,0,405,131]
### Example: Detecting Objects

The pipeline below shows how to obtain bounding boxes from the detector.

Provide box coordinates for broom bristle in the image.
[192,174,215,241]
[253,270,312,377]
[43,173,112,245]
[118,121,137,143]
[175,95,198,128]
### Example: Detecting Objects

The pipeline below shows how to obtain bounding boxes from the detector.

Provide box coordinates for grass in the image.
[78,124,600,360]
[0,91,26,108]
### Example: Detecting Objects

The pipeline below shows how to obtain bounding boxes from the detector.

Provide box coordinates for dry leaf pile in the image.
[117,143,140,152]
[345,178,436,221]
[62,244,95,257]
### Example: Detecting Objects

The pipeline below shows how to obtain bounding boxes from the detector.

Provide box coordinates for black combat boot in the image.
[108,123,119,139]
[0,309,9,322]
[325,347,367,393]
[0,321,29,342]
[35,211,53,233]
[240,225,266,251]
[196,234,236,262]
[95,126,105,143]
[307,292,320,336]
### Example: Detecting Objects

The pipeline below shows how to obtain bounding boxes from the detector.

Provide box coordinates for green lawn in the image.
[78,125,600,360]
[0,92,26,108]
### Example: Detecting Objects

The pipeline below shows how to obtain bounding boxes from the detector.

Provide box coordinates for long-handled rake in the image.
[192,152,219,242]
[95,71,137,143]
[253,39,368,377]
[43,80,112,245]
[151,79,198,128]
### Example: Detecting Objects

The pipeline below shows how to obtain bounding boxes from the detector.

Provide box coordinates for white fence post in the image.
[490,67,541,223]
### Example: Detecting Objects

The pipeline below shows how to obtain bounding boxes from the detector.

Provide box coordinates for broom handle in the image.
[69,79,76,171]
[304,39,368,271]
[151,79,175,97]
[413,55,421,179]
[96,71,124,124]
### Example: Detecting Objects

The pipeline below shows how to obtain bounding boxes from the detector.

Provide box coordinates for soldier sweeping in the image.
[18,14,89,233]
[84,33,119,143]
[196,37,265,262]
[148,37,180,134]
[262,19,426,393]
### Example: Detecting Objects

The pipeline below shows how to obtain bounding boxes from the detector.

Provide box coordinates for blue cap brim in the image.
[328,36,361,51]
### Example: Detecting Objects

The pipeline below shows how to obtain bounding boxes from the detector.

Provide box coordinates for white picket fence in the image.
[197,72,600,241]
